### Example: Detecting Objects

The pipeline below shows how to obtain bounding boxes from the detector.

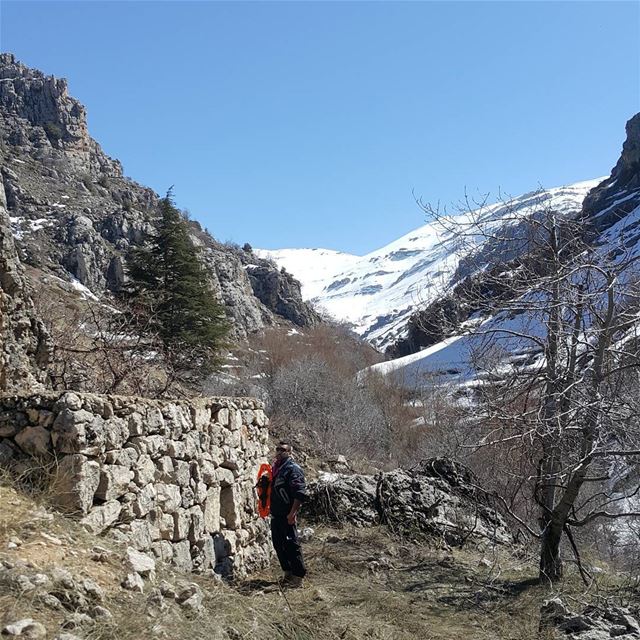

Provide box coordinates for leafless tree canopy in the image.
[417,190,640,583]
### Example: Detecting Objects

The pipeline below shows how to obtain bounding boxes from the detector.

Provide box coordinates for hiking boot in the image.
[284,574,304,589]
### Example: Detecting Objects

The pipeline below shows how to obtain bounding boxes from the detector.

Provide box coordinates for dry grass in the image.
[0,476,637,640]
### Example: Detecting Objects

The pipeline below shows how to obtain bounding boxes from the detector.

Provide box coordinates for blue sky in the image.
[1,1,638,254]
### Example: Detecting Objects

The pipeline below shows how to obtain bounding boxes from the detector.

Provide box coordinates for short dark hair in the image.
[277,441,292,452]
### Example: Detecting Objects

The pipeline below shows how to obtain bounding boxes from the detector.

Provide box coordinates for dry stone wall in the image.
[0,391,271,578]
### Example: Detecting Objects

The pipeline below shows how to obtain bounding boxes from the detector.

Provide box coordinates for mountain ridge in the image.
[260,178,603,351]
[0,53,320,342]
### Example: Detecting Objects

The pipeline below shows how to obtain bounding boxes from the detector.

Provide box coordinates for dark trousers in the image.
[270,517,307,578]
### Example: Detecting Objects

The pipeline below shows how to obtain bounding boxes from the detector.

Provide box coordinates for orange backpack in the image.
[256,463,272,518]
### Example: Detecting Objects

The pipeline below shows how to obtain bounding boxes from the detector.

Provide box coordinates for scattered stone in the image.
[37,593,63,610]
[326,535,341,544]
[51,566,75,589]
[178,592,204,611]
[299,527,314,543]
[13,575,36,591]
[82,578,105,601]
[1,619,46,637]
[125,547,156,578]
[31,574,50,586]
[88,606,113,621]
[176,583,202,607]
[39,532,62,545]
[61,613,94,630]
[122,572,144,593]
[158,580,177,599]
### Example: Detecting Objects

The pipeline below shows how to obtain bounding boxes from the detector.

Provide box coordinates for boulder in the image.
[306,457,512,546]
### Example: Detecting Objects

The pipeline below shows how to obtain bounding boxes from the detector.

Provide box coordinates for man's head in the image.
[275,441,292,461]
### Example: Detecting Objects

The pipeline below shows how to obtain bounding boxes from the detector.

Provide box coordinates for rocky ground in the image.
[2,477,639,640]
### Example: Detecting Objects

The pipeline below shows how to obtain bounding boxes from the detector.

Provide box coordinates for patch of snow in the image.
[69,278,99,301]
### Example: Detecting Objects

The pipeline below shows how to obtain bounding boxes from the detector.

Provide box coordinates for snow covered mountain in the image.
[259,178,602,351]
[368,112,640,387]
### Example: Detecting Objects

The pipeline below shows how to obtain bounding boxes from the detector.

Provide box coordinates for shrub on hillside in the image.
[271,355,390,459]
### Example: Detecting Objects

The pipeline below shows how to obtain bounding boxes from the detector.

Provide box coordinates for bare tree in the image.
[416,190,640,583]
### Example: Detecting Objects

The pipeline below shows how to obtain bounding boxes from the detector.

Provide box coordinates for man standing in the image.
[270,441,307,587]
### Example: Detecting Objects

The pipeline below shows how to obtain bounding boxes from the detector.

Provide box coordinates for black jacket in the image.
[270,457,307,518]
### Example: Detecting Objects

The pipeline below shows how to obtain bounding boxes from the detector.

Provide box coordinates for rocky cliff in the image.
[0,53,319,340]
[0,186,50,392]
[582,112,640,235]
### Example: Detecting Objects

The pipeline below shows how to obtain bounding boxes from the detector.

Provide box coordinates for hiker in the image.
[270,441,307,587]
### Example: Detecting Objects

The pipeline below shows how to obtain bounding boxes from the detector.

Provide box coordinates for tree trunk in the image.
[539,522,563,583]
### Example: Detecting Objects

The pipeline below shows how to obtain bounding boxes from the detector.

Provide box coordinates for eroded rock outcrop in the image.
[583,112,640,234]
[540,598,640,639]
[0,187,50,392]
[0,53,319,339]
[306,458,512,547]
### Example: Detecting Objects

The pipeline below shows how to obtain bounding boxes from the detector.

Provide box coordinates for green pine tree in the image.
[125,192,229,371]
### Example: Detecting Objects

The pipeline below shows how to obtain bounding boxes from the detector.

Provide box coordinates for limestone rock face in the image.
[583,112,640,233]
[306,458,513,547]
[0,187,50,392]
[0,53,320,339]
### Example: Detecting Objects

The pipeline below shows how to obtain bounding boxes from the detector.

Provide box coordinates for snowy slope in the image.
[259,179,602,350]
[367,198,640,388]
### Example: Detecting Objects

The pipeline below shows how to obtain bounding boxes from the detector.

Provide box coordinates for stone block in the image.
[128,412,144,437]
[214,408,229,426]
[172,540,192,572]
[151,540,174,562]
[254,410,268,427]
[194,481,208,504]
[57,391,83,411]
[188,506,204,543]
[95,465,133,501]
[155,483,181,513]
[37,411,54,427]
[166,440,185,459]
[159,512,174,540]
[182,432,201,458]
[173,459,190,486]
[191,404,211,430]
[14,425,51,457]
[172,509,190,541]
[80,500,121,534]
[200,460,217,484]
[203,487,221,533]
[105,447,138,467]
[155,456,174,482]
[132,483,156,517]
[102,416,129,450]
[128,520,153,551]
[224,428,241,449]
[133,454,155,485]
[145,406,164,433]
[51,454,100,515]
